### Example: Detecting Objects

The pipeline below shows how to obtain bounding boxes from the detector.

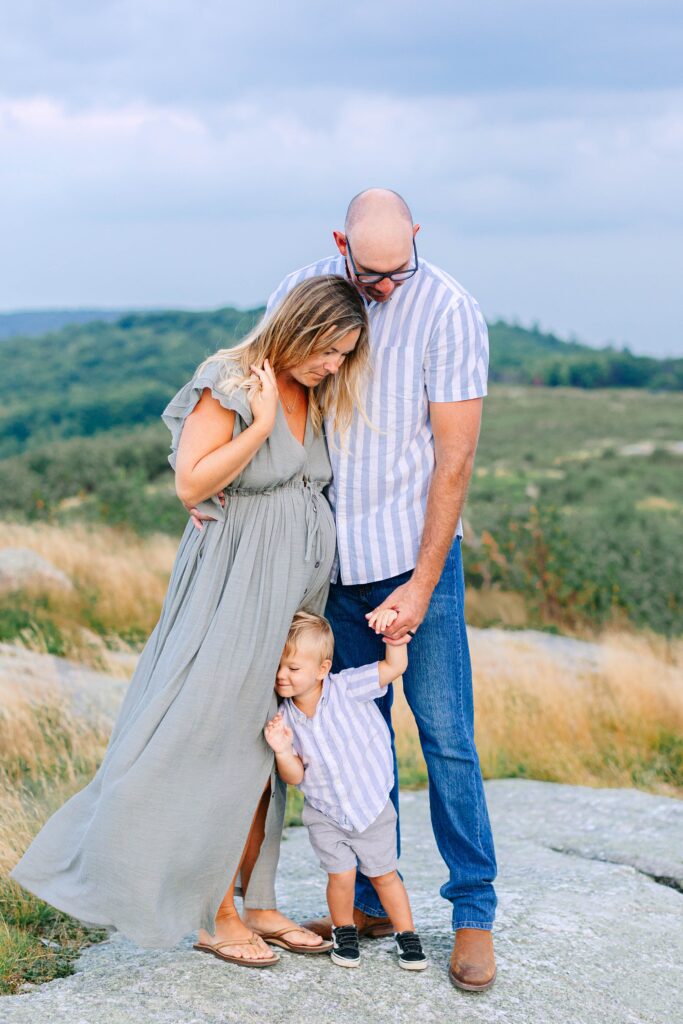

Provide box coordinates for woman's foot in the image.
[243,908,326,948]
[197,913,274,963]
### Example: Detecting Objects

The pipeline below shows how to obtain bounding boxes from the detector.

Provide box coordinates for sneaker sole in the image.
[331,951,360,968]
[399,958,429,971]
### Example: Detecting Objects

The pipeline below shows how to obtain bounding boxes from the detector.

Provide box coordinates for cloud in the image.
[1,0,682,107]
[0,2,681,354]
[1,89,681,234]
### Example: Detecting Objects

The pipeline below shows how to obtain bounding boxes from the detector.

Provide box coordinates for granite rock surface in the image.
[2,780,681,1024]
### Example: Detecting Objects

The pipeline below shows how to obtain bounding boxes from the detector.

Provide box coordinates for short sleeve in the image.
[278,703,303,759]
[266,269,310,317]
[424,293,489,402]
[330,662,387,703]
[266,277,292,317]
[266,258,341,317]
[161,360,253,520]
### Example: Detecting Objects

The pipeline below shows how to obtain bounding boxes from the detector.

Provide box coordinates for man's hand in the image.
[365,579,432,645]
[264,713,294,755]
[188,490,226,530]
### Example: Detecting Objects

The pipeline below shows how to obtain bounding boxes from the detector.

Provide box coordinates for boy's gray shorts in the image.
[301,798,398,877]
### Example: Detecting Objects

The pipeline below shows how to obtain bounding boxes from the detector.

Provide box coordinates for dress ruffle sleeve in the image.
[161,359,253,521]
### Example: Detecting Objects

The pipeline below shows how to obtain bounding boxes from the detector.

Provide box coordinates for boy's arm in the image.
[264,714,304,785]
[275,748,305,786]
[339,642,409,703]
[378,640,409,688]
[367,607,409,687]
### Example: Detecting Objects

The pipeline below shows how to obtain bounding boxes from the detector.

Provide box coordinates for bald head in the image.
[333,188,419,302]
[345,188,413,236]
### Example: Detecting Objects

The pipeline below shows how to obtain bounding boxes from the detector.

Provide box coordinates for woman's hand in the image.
[248,359,279,437]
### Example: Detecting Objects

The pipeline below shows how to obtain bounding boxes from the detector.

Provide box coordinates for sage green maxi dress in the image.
[11,361,336,948]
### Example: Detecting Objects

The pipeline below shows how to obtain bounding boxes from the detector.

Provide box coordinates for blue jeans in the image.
[324,539,497,930]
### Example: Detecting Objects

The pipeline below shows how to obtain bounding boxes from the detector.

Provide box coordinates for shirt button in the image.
[314,561,320,568]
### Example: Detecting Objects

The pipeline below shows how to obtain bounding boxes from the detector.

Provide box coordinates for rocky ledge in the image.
[2,780,681,1024]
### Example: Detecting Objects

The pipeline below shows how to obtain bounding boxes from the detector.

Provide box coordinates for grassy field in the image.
[1,385,680,636]
[464,386,683,635]
[2,520,682,993]
[394,631,683,795]
[1,378,682,994]
[0,693,108,994]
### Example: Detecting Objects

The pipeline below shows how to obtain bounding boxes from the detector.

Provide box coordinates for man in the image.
[265,189,497,991]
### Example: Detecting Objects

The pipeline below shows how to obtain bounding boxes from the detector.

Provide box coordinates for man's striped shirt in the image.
[280,662,393,832]
[267,254,489,585]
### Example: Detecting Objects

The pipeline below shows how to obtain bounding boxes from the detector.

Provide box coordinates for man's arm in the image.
[370,397,483,643]
[413,398,482,591]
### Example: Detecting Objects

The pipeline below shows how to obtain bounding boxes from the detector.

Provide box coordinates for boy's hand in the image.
[367,607,399,635]
[264,713,294,755]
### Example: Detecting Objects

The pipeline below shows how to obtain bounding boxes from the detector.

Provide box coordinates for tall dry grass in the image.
[1,520,681,991]
[0,522,176,660]
[393,631,683,796]
[0,683,108,790]
[0,685,109,994]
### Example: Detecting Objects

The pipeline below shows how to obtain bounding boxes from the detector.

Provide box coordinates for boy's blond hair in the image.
[283,611,334,663]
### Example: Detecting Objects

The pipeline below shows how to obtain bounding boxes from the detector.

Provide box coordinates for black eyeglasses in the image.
[346,238,419,285]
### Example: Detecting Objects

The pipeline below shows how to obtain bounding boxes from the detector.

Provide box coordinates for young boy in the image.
[264,610,428,971]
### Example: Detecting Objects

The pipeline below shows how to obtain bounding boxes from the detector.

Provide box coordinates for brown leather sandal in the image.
[193,932,280,967]
[253,925,333,954]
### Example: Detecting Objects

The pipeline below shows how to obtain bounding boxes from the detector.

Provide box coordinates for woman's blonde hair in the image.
[283,611,335,664]
[198,275,370,436]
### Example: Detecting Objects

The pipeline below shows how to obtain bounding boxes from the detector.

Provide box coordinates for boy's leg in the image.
[325,574,411,919]
[367,871,413,933]
[327,868,357,927]
[401,539,497,930]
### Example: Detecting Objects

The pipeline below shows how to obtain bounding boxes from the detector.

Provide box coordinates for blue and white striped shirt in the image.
[280,662,393,832]
[267,254,489,585]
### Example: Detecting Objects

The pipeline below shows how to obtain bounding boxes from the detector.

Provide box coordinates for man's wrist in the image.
[410,566,439,595]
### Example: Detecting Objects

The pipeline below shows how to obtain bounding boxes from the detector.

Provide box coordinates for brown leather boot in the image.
[449,929,496,991]
[300,908,394,941]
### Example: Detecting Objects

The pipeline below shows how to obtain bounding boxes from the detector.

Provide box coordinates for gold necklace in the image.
[279,380,300,414]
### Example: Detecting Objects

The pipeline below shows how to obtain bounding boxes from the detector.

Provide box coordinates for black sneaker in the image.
[331,925,361,968]
[395,931,428,971]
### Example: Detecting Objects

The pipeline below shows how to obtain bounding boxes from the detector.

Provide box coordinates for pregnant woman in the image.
[12,275,369,966]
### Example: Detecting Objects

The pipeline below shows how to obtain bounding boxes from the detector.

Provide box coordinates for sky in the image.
[0,1,682,356]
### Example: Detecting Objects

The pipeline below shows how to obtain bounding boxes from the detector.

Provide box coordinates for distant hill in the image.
[487,321,683,389]
[0,308,262,457]
[0,309,143,341]
[0,307,680,458]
